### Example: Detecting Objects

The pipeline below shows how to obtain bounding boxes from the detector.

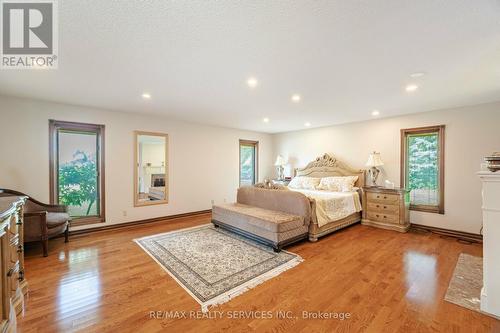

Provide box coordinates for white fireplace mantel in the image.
[478,171,500,318]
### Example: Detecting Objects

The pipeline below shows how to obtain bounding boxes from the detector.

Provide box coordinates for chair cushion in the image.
[48,223,68,238]
[46,212,70,227]
[212,203,304,233]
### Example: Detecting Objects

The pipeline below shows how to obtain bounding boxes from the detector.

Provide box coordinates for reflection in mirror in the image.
[134,131,168,206]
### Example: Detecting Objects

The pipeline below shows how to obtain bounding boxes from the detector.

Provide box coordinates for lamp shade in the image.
[274,155,286,166]
[366,152,384,167]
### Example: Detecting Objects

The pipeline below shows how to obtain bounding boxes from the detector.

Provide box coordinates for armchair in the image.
[0,189,70,257]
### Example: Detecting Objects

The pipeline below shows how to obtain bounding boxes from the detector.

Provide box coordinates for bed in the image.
[292,153,365,241]
[148,186,166,200]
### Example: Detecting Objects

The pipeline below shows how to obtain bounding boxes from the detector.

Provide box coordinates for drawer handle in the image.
[7,268,14,277]
[384,206,387,209]
[376,214,380,218]
[376,195,380,198]
[376,205,380,208]
[383,196,387,199]
[383,215,387,219]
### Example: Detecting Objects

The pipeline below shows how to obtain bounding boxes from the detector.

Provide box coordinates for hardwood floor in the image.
[18,213,500,332]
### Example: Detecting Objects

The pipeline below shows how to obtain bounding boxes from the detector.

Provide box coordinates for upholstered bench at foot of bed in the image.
[212,203,309,251]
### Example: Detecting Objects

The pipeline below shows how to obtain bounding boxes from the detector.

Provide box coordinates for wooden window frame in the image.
[49,120,106,226]
[400,125,445,214]
[239,140,259,186]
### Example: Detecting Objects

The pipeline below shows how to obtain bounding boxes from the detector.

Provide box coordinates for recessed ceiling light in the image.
[291,94,301,102]
[262,117,269,123]
[142,93,151,99]
[410,72,426,78]
[405,84,419,92]
[304,122,311,127]
[247,77,258,88]
[371,110,380,116]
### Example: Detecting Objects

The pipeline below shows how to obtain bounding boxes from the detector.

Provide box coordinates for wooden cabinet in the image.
[361,187,410,232]
[0,196,28,332]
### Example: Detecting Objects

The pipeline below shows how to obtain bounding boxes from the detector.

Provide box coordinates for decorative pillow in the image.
[317,176,358,192]
[316,177,342,191]
[288,177,321,190]
[254,182,289,191]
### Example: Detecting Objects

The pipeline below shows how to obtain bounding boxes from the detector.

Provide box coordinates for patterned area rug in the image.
[135,224,303,312]
[445,253,482,312]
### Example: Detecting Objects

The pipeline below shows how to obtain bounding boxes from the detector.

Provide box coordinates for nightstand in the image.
[361,186,410,232]
[272,179,291,186]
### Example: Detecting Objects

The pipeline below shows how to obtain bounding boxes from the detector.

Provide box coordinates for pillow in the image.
[254,182,290,191]
[288,177,321,190]
[316,177,342,191]
[317,176,358,192]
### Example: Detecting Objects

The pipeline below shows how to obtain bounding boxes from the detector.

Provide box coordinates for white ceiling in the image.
[1,0,500,133]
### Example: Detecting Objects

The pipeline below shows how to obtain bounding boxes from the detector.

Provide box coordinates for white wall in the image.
[0,95,273,231]
[2,94,498,235]
[272,101,500,234]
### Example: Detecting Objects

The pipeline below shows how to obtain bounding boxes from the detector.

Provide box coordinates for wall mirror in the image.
[134,131,168,206]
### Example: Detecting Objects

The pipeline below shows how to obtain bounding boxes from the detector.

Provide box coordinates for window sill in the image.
[70,216,105,227]
[410,205,444,215]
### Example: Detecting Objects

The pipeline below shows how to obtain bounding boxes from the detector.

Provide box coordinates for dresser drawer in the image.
[8,264,20,296]
[367,192,399,204]
[10,237,19,266]
[362,187,409,232]
[367,212,399,224]
[367,202,399,214]
[9,212,19,240]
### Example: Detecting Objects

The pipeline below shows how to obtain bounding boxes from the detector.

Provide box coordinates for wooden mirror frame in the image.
[134,131,169,207]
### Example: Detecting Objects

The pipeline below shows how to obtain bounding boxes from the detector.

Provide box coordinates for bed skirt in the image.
[308,210,361,242]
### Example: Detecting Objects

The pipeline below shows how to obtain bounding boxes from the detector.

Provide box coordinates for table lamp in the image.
[366,152,384,186]
[274,155,286,181]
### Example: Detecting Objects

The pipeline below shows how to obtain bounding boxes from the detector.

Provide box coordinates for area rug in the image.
[444,253,482,312]
[134,224,303,312]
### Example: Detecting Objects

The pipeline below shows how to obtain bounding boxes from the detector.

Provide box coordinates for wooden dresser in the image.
[361,187,410,232]
[0,196,28,332]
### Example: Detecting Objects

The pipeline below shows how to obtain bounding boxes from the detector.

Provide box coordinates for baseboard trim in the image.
[67,213,483,243]
[410,223,482,243]
[69,209,212,236]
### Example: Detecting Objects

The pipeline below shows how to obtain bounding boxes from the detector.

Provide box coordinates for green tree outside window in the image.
[58,150,98,217]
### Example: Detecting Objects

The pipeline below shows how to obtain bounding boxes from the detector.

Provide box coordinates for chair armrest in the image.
[24,211,49,240]
[24,211,48,218]
[0,189,68,212]
[39,204,68,213]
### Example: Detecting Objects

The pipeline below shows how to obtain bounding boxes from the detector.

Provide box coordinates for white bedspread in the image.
[289,188,362,227]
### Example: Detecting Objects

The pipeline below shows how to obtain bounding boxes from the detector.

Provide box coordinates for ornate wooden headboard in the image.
[294,153,365,188]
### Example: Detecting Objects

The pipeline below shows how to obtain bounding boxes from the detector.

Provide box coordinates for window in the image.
[49,120,105,225]
[401,125,445,214]
[239,140,258,186]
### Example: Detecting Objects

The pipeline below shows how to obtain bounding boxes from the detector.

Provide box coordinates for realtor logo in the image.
[1,0,58,69]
